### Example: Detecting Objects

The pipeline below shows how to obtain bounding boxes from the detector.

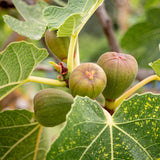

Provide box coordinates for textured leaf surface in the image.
[121,8,160,68]
[0,41,48,100]
[44,0,103,36]
[47,94,160,159]
[0,110,50,160]
[150,59,160,77]
[3,0,48,40]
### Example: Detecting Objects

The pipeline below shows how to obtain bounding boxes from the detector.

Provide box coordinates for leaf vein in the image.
[113,124,153,160]
[1,125,40,160]
[79,124,108,160]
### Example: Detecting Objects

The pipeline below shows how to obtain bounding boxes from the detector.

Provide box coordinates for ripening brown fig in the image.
[34,88,73,127]
[45,30,70,63]
[97,52,138,100]
[69,63,107,99]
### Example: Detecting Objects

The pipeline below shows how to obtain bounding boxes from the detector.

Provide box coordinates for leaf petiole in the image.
[27,76,67,87]
[73,39,80,69]
[115,75,160,110]
[67,35,78,75]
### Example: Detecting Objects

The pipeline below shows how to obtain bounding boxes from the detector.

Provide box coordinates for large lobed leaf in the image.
[0,110,50,160]
[44,0,104,37]
[3,0,48,40]
[0,41,48,100]
[121,8,160,68]
[47,94,160,159]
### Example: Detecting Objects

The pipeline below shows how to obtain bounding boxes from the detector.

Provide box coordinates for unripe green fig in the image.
[97,52,138,100]
[45,30,70,63]
[69,63,107,99]
[34,88,73,127]
[95,93,105,106]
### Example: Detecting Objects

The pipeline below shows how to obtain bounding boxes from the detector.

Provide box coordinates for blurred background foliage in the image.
[0,0,160,111]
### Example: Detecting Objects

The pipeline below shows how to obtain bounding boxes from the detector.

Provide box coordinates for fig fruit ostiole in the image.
[45,30,70,63]
[69,63,107,99]
[34,88,73,127]
[97,52,138,103]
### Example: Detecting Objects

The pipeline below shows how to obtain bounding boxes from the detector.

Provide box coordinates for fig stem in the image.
[27,76,67,87]
[67,35,77,75]
[105,100,115,110]
[115,75,160,110]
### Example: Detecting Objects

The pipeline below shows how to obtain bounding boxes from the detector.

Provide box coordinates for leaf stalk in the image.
[115,75,160,110]
[67,35,77,75]
[27,76,67,87]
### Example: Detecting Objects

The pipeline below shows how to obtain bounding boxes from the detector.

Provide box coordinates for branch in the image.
[136,69,154,81]
[0,0,37,8]
[95,2,120,52]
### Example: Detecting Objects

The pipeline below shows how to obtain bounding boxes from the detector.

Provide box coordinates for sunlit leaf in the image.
[150,59,160,77]
[47,94,160,159]
[3,0,48,40]
[0,41,48,100]
[44,0,104,37]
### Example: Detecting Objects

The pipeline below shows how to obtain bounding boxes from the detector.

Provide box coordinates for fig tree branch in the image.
[95,2,120,52]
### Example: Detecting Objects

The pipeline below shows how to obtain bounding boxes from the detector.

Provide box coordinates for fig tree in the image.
[69,63,107,99]
[97,52,138,100]
[45,30,70,63]
[34,88,73,127]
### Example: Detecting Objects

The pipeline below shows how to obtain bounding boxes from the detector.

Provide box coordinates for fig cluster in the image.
[33,46,138,127]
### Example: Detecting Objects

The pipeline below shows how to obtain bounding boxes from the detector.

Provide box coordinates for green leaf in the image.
[47,94,160,159]
[3,0,48,40]
[121,8,160,68]
[44,0,103,37]
[149,59,160,77]
[0,41,48,100]
[0,110,50,160]
[144,0,160,10]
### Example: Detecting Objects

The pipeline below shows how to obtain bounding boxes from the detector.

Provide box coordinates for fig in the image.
[97,52,138,100]
[69,63,107,99]
[45,30,70,63]
[95,93,105,106]
[34,88,73,127]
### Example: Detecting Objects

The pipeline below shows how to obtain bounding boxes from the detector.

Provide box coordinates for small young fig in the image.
[45,30,70,63]
[97,52,138,100]
[69,63,107,99]
[34,88,73,127]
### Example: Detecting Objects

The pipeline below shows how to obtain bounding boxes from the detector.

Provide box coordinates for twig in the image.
[95,2,120,52]
[53,0,66,6]
[0,0,36,8]
[136,69,154,81]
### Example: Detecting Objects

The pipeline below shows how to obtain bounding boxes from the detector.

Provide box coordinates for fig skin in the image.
[69,63,107,99]
[45,30,70,63]
[34,88,73,127]
[97,52,138,100]
[95,93,105,106]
